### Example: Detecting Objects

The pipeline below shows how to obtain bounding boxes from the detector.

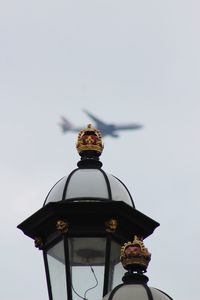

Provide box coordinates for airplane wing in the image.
[114,124,143,130]
[59,116,82,133]
[83,110,107,127]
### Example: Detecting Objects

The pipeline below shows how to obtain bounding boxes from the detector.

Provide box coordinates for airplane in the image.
[59,110,142,138]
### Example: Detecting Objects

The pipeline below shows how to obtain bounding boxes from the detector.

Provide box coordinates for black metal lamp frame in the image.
[18,200,159,300]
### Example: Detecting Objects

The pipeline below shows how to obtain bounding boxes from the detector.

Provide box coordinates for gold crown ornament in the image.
[76,124,104,156]
[120,236,151,273]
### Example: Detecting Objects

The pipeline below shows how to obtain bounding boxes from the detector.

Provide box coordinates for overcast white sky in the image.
[0,0,200,299]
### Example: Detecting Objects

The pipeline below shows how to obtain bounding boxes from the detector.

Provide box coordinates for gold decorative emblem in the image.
[56,220,69,234]
[105,218,118,233]
[120,236,151,272]
[76,124,104,155]
[34,237,43,250]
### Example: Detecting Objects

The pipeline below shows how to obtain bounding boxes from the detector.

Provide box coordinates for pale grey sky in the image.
[0,1,200,299]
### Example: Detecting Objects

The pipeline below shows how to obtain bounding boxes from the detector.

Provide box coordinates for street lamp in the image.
[18,124,159,300]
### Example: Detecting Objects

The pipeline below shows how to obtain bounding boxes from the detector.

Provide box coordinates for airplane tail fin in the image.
[59,116,74,132]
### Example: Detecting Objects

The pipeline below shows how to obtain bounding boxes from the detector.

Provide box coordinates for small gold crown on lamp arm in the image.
[120,236,151,273]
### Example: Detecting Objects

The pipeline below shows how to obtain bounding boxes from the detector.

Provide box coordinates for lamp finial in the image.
[76,124,104,168]
[120,236,151,273]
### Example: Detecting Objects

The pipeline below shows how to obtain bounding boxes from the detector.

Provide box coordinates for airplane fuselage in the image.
[60,110,142,138]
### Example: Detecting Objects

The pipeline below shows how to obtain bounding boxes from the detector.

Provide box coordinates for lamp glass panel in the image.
[47,240,67,300]
[111,261,124,289]
[108,240,124,291]
[66,169,108,199]
[107,175,133,206]
[69,237,106,300]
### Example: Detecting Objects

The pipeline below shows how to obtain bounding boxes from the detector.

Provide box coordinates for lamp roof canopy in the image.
[103,285,173,300]
[44,169,135,207]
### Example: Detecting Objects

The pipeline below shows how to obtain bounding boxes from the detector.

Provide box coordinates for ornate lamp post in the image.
[18,125,159,300]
